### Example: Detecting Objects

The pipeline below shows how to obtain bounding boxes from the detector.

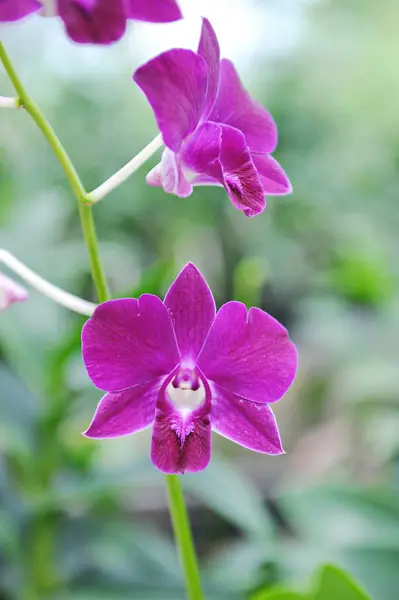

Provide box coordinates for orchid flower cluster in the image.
[0,2,296,476]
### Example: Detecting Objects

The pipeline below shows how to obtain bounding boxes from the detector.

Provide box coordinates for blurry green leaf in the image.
[206,539,276,593]
[326,251,394,306]
[44,317,84,401]
[312,564,371,600]
[36,460,153,511]
[0,511,19,559]
[120,260,174,299]
[55,590,235,600]
[251,590,307,600]
[0,364,37,449]
[277,486,399,600]
[184,456,274,539]
[233,257,268,306]
[279,485,399,547]
[342,547,399,600]
[82,519,180,583]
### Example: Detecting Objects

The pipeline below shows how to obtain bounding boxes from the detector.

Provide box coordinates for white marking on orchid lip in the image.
[179,380,192,390]
[167,378,205,412]
[179,407,192,419]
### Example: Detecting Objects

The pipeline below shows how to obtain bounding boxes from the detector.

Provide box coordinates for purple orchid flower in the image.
[133,18,292,217]
[0,273,28,311]
[82,263,297,474]
[0,0,182,44]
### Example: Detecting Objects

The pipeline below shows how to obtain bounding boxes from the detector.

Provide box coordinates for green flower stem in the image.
[77,202,109,303]
[0,41,109,302]
[1,41,203,600]
[165,475,204,600]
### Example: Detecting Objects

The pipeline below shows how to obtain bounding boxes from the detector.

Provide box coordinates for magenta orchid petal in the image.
[0,0,39,21]
[146,163,162,188]
[209,59,278,154]
[211,385,284,454]
[164,263,216,361]
[58,0,126,44]
[197,18,220,117]
[146,154,192,197]
[0,273,28,311]
[134,49,208,152]
[125,0,182,22]
[181,122,266,216]
[181,121,223,179]
[82,296,179,392]
[252,154,292,195]
[219,125,266,217]
[84,379,162,439]
[151,371,211,474]
[198,301,297,404]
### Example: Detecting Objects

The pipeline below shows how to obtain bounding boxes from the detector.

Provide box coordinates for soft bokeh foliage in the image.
[0,0,398,598]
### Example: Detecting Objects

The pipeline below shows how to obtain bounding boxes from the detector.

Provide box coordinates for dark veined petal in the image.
[164,263,216,361]
[219,125,265,217]
[198,301,297,404]
[134,49,208,152]
[209,59,277,153]
[0,0,39,20]
[252,154,292,195]
[126,0,182,22]
[211,384,284,454]
[83,379,162,438]
[58,0,126,44]
[197,18,220,117]
[82,296,179,393]
[181,122,265,216]
[151,371,212,474]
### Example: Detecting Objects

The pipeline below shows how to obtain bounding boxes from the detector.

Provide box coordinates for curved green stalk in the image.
[0,41,109,302]
[0,41,203,599]
[165,475,204,599]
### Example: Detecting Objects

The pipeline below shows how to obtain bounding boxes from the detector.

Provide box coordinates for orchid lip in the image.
[167,365,206,416]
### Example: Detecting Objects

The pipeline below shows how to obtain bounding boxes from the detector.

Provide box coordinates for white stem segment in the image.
[0,96,19,109]
[0,249,96,316]
[88,133,163,204]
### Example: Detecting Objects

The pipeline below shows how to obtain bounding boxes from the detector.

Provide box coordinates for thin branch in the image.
[87,133,163,203]
[0,249,96,317]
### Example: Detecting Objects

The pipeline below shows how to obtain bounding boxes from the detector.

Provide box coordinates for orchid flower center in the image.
[167,368,205,413]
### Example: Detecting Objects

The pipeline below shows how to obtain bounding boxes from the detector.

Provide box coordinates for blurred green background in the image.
[1,0,399,598]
